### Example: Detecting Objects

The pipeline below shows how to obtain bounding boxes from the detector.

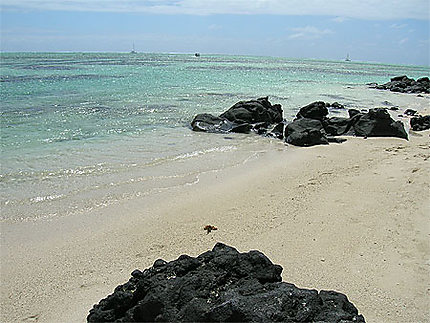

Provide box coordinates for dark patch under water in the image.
[16,65,77,71]
[185,64,397,78]
[0,74,123,83]
[320,93,361,102]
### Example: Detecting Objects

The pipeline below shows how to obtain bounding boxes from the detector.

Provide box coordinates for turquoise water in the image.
[1,53,429,221]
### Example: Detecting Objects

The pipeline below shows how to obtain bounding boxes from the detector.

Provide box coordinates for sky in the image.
[1,0,429,65]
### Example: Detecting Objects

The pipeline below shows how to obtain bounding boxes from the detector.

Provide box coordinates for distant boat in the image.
[194,53,200,57]
[345,53,351,62]
[130,43,137,54]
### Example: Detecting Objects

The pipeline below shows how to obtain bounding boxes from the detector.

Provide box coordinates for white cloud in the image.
[390,23,407,29]
[1,0,429,20]
[1,27,60,35]
[398,38,408,44]
[208,24,222,30]
[332,16,348,23]
[288,26,333,40]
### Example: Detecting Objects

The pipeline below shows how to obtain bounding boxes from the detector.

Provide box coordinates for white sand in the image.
[1,99,429,322]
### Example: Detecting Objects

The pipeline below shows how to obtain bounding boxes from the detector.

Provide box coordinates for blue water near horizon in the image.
[1,52,429,222]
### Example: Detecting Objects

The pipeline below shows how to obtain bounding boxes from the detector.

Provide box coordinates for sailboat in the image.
[130,43,137,54]
[345,53,351,62]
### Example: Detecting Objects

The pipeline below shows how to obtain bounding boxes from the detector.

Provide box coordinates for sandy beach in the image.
[1,0,429,318]
[2,105,429,322]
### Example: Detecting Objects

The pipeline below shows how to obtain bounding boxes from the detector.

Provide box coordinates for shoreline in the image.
[2,126,429,322]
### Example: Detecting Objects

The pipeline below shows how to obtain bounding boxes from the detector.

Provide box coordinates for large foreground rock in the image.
[88,243,365,322]
[352,108,408,139]
[373,75,430,94]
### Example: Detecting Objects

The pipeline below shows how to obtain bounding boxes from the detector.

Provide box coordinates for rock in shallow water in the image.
[220,96,283,125]
[191,113,251,133]
[372,75,429,94]
[87,243,365,322]
[191,97,283,135]
[191,98,409,147]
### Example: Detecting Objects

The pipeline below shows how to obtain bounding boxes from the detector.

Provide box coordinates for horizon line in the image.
[1,50,429,67]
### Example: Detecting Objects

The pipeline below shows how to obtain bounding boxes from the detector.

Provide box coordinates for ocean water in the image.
[1,52,429,222]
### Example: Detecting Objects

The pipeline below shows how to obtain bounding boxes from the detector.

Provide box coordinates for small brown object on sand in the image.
[204,225,218,234]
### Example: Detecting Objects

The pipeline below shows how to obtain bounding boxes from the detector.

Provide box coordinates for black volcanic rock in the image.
[269,122,285,139]
[390,75,409,82]
[285,118,329,147]
[191,97,282,136]
[87,243,365,323]
[191,113,251,133]
[353,108,408,139]
[348,109,362,118]
[373,75,430,94]
[191,100,410,147]
[322,117,356,136]
[220,97,283,124]
[328,102,346,110]
[255,122,285,139]
[404,109,417,116]
[410,115,430,131]
[417,76,430,83]
[283,102,411,146]
[296,101,329,120]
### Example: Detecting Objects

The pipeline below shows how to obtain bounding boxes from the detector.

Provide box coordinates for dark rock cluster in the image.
[372,75,430,94]
[191,97,284,139]
[285,102,408,146]
[191,98,409,147]
[410,115,430,131]
[88,243,365,322]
